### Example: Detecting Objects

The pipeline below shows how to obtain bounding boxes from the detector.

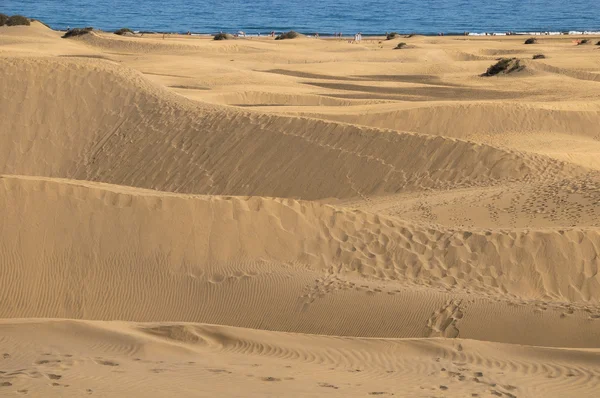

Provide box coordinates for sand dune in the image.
[1,319,599,397]
[1,57,580,200]
[289,102,600,168]
[1,175,600,345]
[1,23,600,397]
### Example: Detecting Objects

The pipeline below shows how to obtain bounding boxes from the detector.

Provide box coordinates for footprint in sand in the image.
[318,382,339,389]
[95,359,119,367]
[261,377,281,382]
[150,368,167,373]
[37,359,61,365]
[207,368,232,374]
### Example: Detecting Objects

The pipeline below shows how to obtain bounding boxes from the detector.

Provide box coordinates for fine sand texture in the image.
[1,22,600,397]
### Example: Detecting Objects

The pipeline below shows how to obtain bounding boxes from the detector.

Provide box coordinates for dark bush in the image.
[0,13,9,26]
[6,15,30,26]
[524,37,537,44]
[395,42,407,49]
[483,58,524,76]
[532,54,545,59]
[386,32,399,40]
[62,27,93,38]
[578,39,589,45]
[275,31,299,40]
[213,32,234,40]
[114,28,133,36]
[596,40,600,45]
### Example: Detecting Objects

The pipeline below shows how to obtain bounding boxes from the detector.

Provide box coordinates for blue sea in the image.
[3,0,600,36]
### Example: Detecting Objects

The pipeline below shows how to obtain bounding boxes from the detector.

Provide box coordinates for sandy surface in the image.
[1,22,600,397]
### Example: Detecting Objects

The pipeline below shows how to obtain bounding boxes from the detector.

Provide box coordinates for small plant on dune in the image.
[405,34,415,38]
[0,13,9,26]
[114,28,133,36]
[483,58,524,76]
[213,32,233,40]
[275,30,299,40]
[532,54,545,59]
[596,40,600,45]
[386,32,399,40]
[62,27,93,38]
[524,37,537,44]
[6,15,30,26]
[577,39,589,45]
[395,42,407,49]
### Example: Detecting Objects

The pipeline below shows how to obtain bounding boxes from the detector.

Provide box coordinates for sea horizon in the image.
[4,0,600,37]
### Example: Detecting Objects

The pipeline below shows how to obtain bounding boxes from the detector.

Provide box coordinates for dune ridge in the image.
[1,175,600,348]
[0,57,583,200]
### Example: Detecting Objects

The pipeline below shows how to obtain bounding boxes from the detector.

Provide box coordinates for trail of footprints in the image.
[3,348,598,397]
[0,352,120,394]
[426,299,465,338]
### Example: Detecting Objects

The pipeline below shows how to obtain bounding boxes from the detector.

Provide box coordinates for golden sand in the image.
[1,22,600,397]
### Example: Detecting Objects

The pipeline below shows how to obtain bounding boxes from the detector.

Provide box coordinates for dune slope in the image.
[0,319,599,398]
[1,175,599,347]
[0,57,582,200]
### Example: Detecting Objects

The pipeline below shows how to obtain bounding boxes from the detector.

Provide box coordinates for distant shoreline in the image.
[8,15,600,37]
[67,28,600,38]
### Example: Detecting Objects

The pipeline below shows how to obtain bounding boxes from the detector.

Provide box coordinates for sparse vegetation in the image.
[62,27,93,38]
[0,13,9,26]
[386,32,399,40]
[577,39,589,45]
[213,32,234,40]
[6,15,30,26]
[524,37,537,44]
[483,58,524,76]
[596,40,600,45]
[405,34,415,38]
[532,54,545,59]
[395,42,407,49]
[114,28,133,36]
[275,31,299,40]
